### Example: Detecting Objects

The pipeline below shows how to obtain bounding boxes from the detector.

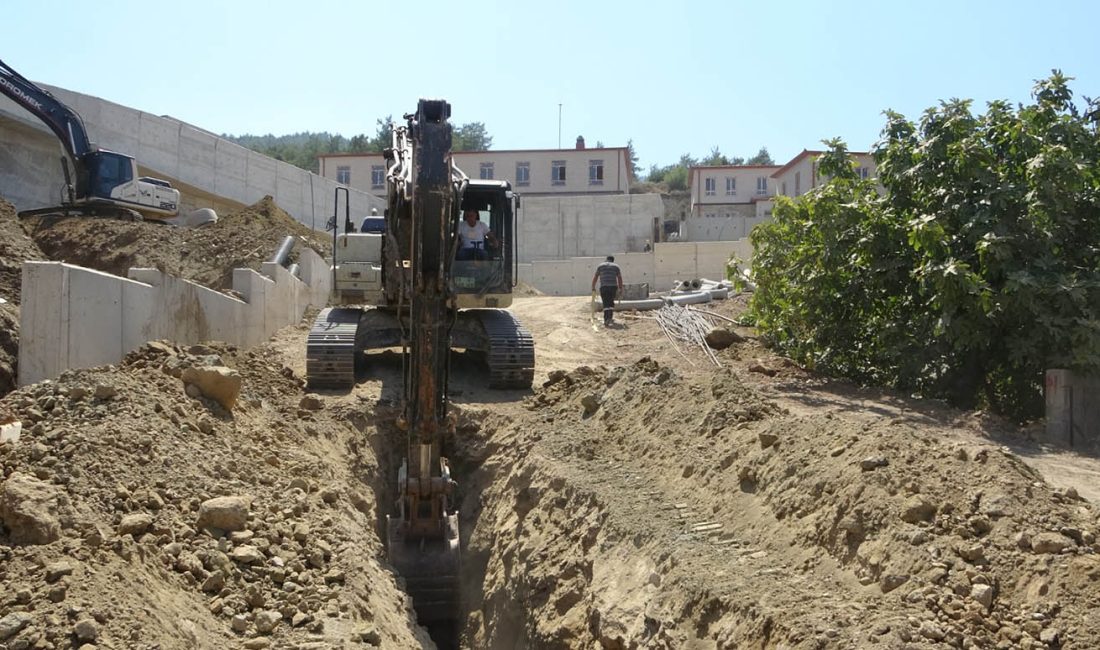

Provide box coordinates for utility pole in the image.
[558,103,562,149]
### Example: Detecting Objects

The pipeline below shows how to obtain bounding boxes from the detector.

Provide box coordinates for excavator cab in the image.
[452,180,517,307]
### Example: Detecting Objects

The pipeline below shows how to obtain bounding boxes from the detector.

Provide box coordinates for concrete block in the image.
[18,263,66,386]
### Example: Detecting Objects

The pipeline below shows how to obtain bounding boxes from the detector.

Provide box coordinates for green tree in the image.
[626,139,640,177]
[748,73,1100,420]
[453,122,493,151]
[746,147,774,165]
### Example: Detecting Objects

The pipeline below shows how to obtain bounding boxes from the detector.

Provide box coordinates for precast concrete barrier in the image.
[18,248,332,386]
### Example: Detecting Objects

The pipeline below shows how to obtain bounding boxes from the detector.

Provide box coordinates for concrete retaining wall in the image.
[0,85,383,230]
[518,194,663,261]
[18,248,331,386]
[517,240,752,296]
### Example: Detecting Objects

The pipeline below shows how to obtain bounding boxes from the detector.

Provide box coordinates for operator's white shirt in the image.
[459,220,490,249]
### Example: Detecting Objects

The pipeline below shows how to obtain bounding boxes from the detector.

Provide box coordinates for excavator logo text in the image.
[0,76,42,112]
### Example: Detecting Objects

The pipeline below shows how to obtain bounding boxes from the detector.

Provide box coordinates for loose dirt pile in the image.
[23,196,329,291]
[0,196,45,395]
[0,197,46,305]
[458,356,1100,648]
[3,270,1100,649]
[0,193,329,399]
[0,340,430,648]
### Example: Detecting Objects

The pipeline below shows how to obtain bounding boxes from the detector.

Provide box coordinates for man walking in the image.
[592,255,624,327]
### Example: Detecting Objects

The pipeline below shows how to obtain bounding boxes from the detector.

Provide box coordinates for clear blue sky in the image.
[5,0,1098,172]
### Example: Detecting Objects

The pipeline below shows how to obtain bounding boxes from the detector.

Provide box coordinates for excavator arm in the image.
[0,58,94,162]
[385,99,463,631]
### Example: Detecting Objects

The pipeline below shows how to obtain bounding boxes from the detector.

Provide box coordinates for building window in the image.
[336,166,351,185]
[588,160,604,185]
[795,171,801,195]
[480,162,494,180]
[704,178,716,196]
[552,161,566,185]
[725,177,736,196]
[781,181,787,196]
[516,162,530,186]
[756,177,768,195]
[370,165,385,189]
[856,166,870,179]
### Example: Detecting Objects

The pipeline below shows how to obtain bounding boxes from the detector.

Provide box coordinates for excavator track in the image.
[305,307,362,389]
[477,309,535,389]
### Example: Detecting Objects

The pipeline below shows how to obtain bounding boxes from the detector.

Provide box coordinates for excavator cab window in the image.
[453,186,511,294]
[87,151,133,199]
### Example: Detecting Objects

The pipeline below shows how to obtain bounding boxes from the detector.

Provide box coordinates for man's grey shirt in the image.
[596,262,622,288]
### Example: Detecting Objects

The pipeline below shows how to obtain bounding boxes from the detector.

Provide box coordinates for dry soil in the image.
[2,218,1100,649]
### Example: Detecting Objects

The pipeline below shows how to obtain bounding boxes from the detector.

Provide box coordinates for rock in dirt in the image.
[0,612,32,640]
[45,561,75,582]
[298,394,324,411]
[900,495,936,524]
[197,495,251,532]
[117,512,154,537]
[181,366,242,410]
[705,326,743,350]
[1031,532,1074,554]
[971,583,995,610]
[0,471,63,545]
[581,393,601,416]
[73,618,99,642]
[254,610,281,634]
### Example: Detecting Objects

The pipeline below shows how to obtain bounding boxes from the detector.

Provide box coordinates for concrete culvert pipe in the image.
[269,235,297,266]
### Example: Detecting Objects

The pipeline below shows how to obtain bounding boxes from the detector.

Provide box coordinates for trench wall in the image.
[18,248,331,386]
[516,240,752,296]
[0,85,382,230]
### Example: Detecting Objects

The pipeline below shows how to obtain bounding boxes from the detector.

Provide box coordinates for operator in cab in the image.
[457,208,497,261]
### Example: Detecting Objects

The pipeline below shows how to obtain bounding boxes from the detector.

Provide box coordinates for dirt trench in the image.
[3,286,1100,648]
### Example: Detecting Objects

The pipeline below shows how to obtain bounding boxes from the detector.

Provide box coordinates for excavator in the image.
[0,58,214,225]
[307,99,534,633]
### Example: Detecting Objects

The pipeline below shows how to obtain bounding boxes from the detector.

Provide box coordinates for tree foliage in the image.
[748,73,1100,420]
[644,146,773,192]
[453,122,493,151]
[746,146,774,165]
[224,117,492,171]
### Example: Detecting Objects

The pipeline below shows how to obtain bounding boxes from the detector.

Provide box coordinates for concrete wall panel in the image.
[18,247,333,386]
[138,114,180,178]
[1,83,385,229]
[178,126,218,189]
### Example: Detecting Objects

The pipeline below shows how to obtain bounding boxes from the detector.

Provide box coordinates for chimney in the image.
[576,135,585,150]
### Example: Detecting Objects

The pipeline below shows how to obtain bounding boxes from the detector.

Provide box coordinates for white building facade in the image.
[319,140,634,198]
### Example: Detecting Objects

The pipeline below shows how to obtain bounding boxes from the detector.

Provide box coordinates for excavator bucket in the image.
[386,512,462,626]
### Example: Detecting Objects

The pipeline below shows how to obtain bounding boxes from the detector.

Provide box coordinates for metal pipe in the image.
[287,263,300,278]
[269,235,296,266]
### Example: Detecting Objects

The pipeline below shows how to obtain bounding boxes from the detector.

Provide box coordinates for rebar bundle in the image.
[653,303,722,367]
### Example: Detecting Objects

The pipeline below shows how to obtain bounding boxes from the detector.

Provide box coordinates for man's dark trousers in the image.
[599,286,617,325]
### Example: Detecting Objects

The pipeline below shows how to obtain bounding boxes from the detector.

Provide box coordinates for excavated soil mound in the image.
[24,196,329,291]
[459,358,1100,648]
[0,304,17,396]
[0,340,430,648]
[0,196,43,395]
[1,193,329,399]
[0,197,46,305]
